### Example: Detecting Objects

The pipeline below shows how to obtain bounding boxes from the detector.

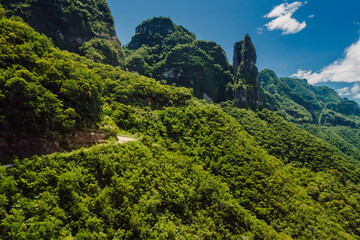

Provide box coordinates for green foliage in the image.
[3,101,360,239]
[0,0,127,68]
[0,16,101,133]
[0,5,4,19]
[326,100,360,116]
[127,17,195,50]
[259,70,360,165]
[0,142,286,239]
[259,69,352,125]
[153,43,232,101]
[126,17,232,102]
[221,102,360,182]
[0,15,191,135]
[1,0,117,52]
[319,109,358,128]
[300,124,360,164]
[2,5,360,239]
[79,38,126,68]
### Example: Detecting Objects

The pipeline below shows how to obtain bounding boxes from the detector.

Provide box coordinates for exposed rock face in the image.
[0,131,105,163]
[136,18,174,35]
[232,34,263,109]
[2,0,117,51]
[128,17,178,49]
[162,67,184,79]
[1,0,125,67]
[126,17,232,102]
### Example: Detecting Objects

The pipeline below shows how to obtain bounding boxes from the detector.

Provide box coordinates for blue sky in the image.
[107,0,360,101]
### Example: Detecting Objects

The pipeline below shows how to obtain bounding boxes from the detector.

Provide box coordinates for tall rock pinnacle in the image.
[232,34,263,109]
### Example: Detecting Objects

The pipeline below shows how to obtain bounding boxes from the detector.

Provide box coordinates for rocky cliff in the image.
[0,131,105,164]
[232,34,263,109]
[127,17,182,49]
[126,17,232,102]
[0,0,125,67]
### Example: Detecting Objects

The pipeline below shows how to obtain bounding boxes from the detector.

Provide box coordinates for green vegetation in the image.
[79,38,126,69]
[2,101,360,239]
[0,0,126,67]
[125,17,233,102]
[319,109,358,128]
[259,69,360,165]
[0,12,190,135]
[259,69,360,125]
[300,124,360,164]
[231,34,263,109]
[2,3,360,239]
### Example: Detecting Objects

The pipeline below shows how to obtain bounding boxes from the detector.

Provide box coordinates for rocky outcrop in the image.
[232,34,263,109]
[126,17,232,102]
[162,67,184,79]
[136,18,175,36]
[1,0,125,67]
[128,17,179,49]
[0,131,105,163]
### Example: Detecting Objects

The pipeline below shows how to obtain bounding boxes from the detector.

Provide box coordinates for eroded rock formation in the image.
[232,34,263,109]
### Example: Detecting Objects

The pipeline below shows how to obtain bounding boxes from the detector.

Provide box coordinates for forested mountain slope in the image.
[259,69,360,164]
[0,11,190,136]
[0,0,126,67]
[1,2,360,239]
[260,69,360,126]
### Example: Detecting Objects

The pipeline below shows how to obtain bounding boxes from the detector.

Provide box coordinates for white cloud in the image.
[336,84,360,99]
[264,1,307,35]
[308,14,315,18]
[257,27,263,34]
[292,38,360,84]
[354,94,360,99]
[337,87,351,96]
[352,83,360,94]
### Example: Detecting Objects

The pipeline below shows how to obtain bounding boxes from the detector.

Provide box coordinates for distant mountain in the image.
[260,69,360,126]
[259,69,360,163]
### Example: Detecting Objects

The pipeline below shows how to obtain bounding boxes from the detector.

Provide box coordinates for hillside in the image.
[0,0,126,67]
[0,8,190,161]
[1,2,360,239]
[260,69,360,126]
[259,69,360,164]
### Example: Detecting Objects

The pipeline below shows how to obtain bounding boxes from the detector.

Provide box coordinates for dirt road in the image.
[117,136,136,144]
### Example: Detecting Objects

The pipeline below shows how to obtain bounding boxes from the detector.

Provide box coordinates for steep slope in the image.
[2,102,360,239]
[231,34,263,109]
[126,17,233,102]
[0,0,125,67]
[259,69,360,164]
[260,69,315,123]
[0,12,191,146]
[300,124,360,164]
